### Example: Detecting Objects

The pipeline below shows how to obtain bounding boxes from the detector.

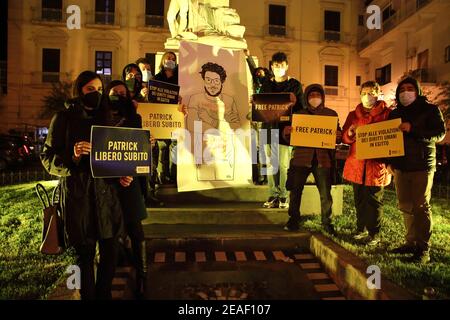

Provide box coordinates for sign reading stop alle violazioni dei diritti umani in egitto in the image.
[356,118,405,160]
[290,114,338,150]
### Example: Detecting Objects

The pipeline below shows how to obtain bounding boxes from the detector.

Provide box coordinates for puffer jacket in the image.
[387,97,445,172]
[342,101,392,186]
[41,100,124,247]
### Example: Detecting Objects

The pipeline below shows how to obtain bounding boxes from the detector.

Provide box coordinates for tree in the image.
[40,81,72,119]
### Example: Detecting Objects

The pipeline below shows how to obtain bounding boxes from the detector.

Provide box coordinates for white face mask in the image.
[164,60,176,70]
[142,70,152,82]
[399,91,416,106]
[361,95,377,109]
[308,98,322,108]
[272,67,286,78]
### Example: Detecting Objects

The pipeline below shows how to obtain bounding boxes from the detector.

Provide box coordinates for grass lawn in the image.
[0,181,75,300]
[303,184,450,299]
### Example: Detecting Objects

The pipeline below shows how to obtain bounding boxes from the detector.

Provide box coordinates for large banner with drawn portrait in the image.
[177,41,252,192]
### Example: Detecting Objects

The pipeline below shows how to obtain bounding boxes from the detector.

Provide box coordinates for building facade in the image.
[1,0,449,135]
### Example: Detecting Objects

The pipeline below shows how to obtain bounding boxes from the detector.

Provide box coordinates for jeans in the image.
[352,183,384,237]
[264,143,292,199]
[394,170,434,252]
[287,165,333,226]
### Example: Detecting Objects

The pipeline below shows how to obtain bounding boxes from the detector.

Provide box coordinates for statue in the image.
[165,0,247,49]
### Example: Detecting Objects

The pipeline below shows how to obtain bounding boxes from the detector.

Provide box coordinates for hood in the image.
[302,83,325,112]
[395,77,424,106]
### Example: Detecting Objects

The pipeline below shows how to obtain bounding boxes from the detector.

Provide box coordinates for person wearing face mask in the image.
[122,63,164,207]
[259,52,303,209]
[136,57,154,100]
[106,80,151,297]
[154,52,179,185]
[342,81,392,246]
[387,77,445,264]
[281,84,341,233]
[41,71,133,300]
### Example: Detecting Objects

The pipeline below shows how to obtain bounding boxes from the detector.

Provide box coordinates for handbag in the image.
[35,183,65,255]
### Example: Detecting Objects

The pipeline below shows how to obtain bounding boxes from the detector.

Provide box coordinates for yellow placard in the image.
[290,114,338,149]
[356,118,405,159]
[137,103,185,139]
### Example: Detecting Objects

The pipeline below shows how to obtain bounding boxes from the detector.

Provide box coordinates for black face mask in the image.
[109,95,130,115]
[81,91,102,110]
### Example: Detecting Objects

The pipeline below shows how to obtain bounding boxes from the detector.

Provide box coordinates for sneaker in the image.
[263,197,279,208]
[405,251,430,264]
[279,198,289,209]
[283,218,300,232]
[366,235,381,246]
[390,244,417,255]
[353,231,368,240]
[323,224,336,236]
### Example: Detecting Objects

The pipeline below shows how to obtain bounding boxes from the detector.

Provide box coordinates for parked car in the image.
[0,135,31,171]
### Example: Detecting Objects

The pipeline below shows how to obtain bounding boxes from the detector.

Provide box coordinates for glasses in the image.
[204,77,221,85]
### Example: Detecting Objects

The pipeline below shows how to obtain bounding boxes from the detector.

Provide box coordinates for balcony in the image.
[358,0,435,51]
[320,31,353,45]
[263,25,294,39]
[30,72,71,85]
[324,86,347,98]
[137,14,166,31]
[31,6,67,25]
[410,68,436,84]
[86,11,122,28]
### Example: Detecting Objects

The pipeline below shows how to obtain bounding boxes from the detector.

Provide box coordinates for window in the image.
[145,53,157,76]
[95,51,112,83]
[325,65,338,95]
[382,4,396,22]
[268,4,286,36]
[324,10,340,41]
[42,0,62,21]
[356,76,361,86]
[375,64,391,85]
[446,46,450,63]
[358,15,364,27]
[42,48,60,83]
[417,49,429,69]
[145,0,164,27]
[95,0,115,25]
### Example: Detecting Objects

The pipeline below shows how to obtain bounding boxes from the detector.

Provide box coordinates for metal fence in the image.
[0,169,54,186]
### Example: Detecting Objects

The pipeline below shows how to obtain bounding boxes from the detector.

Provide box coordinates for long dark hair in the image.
[72,70,103,98]
[105,80,137,123]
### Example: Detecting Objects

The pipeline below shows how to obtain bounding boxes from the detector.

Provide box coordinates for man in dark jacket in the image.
[388,77,446,264]
[282,84,341,232]
[260,52,303,209]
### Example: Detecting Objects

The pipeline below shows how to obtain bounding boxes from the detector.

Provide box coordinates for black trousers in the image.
[74,238,118,300]
[352,183,384,237]
[287,164,333,226]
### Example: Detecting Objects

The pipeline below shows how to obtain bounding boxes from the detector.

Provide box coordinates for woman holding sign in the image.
[387,77,446,264]
[106,80,150,296]
[41,71,132,300]
[342,81,391,246]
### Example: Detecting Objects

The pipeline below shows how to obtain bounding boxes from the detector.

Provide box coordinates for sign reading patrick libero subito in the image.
[356,118,405,160]
[148,79,180,104]
[252,93,292,123]
[290,114,338,149]
[90,126,151,178]
[138,103,185,139]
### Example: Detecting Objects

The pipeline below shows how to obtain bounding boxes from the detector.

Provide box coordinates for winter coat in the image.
[285,84,341,168]
[40,101,124,246]
[342,101,392,186]
[387,97,446,172]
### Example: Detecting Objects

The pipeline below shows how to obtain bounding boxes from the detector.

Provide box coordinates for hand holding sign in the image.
[399,122,412,133]
[74,141,91,160]
[119,176,133,187]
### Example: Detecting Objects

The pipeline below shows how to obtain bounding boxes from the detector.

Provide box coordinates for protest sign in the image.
[290,114,338,149]
[138,103,185,139]
[90,126,151,178]
[251,93,292,123]
[356,118,404,159]
[148,79,180,104]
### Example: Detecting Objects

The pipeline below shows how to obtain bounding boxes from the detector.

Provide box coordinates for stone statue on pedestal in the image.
[165,0,247,50]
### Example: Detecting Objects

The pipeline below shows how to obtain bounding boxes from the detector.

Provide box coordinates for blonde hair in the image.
[158,51,177,71]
